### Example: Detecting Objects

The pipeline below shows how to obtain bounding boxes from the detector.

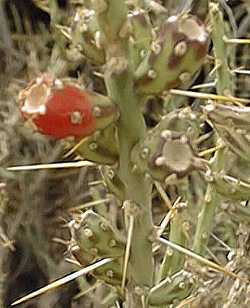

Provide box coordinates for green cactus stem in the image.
[148,270,195,306]
[92,259,123,287]
[210,148,250,200]
[192,2,234,255]
[86,90,120,131]
[157,182,194,302]
[203,103,250,129]
[129,9,153,69]
[203,103,250,162]
[91,0,154,305]
[70,7,105,65]
[159,211,187,278]
[74,124,119,165]
[101,166,126,201]
[209,2,233,95]
[213,172,250,200]
[192,178,219,254]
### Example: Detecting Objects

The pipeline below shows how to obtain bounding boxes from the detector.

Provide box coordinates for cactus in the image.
[135,13,209,95]
[131,108,206,183]
[70,7,105,65]
[3,1,250,308]
[71,124,119,165]
[71,210,125,260]
[148,270,195,306]
[203,103,250,162]
[19,74,119,139]
[69,210,125,286]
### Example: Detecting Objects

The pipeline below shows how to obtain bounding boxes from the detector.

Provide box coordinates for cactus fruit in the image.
[131,109,206,183]
[135,14,209,95]
[19,74,119,139]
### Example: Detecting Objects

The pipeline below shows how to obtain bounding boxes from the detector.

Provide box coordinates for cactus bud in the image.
[135,14,209,95]
[19,74,119,139]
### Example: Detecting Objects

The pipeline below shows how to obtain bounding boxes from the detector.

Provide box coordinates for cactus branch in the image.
[209,2,233,95]
[159,212,187,278]
[92,0,154,303]
[192,183,219,254]
[193,2,234,255]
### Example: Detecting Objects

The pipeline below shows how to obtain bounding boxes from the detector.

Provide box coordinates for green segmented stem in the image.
[91,0,154,305]
[159,212,186,278]
[192,181,219,254]
[193,2,234,255]
[148,270,194,306]
[129,10,152,69]
[209,2,233,95]
[71,10,105,65]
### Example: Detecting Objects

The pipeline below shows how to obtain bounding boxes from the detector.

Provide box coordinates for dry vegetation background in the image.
[0,0,250,307]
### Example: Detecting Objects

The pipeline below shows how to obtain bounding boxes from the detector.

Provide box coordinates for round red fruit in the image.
[19,75,96,139]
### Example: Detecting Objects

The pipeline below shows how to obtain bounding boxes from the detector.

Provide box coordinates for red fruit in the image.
[19,75,96,139]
